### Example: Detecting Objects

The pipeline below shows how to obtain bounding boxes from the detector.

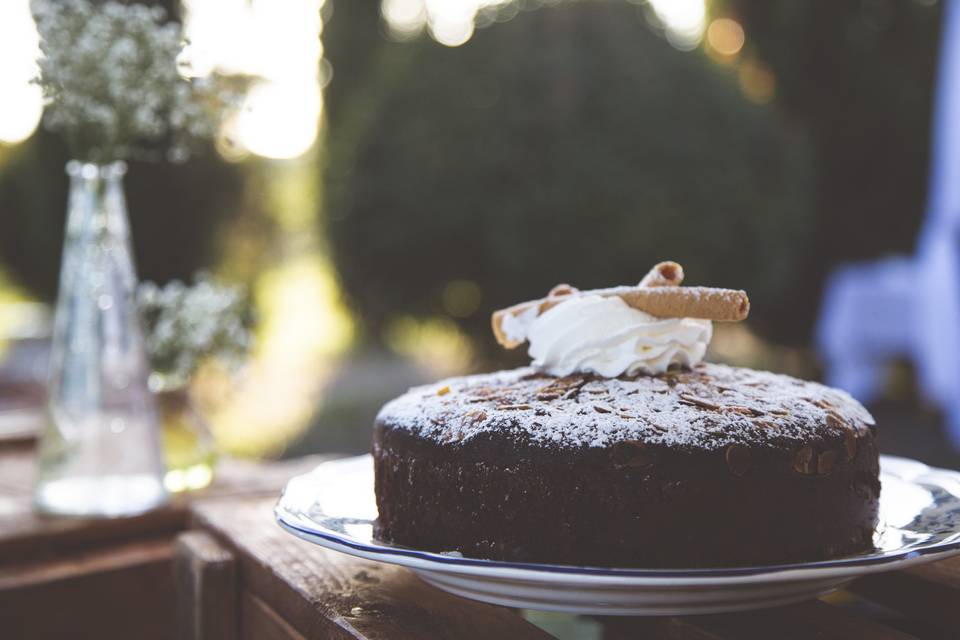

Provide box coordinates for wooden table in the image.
[4,439,960,639]
[0,442,328,639]
[182,494,960,640]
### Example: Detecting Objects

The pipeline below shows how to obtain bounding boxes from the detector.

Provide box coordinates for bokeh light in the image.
[232,81,322,160]
[645,0,706,51]
[0,0,42,145]
[0,0,325,159]
[707,18,745,57]
[738,57,776,103]
[382,0,429,40]
[381,0,513,47]
[182,0,326,159]
[442,279,483,318]
[384,315,474,376]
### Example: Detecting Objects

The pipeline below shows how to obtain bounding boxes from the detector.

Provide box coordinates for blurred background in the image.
[1,0,956,466]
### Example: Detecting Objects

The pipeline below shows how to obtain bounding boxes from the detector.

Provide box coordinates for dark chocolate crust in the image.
[373,364,880,568]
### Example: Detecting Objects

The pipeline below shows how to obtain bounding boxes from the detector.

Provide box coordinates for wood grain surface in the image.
[176,530,238,640]
[192,496,553,640]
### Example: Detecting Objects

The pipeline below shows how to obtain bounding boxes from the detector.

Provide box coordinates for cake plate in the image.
[275,455,960,616]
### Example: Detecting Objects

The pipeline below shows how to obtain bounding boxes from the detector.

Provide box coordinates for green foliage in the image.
[138,275,252,389]
[32,0,228,164]
[324,0,814,358]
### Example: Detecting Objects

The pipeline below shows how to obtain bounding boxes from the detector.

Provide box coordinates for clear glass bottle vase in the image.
[34,161,168,517]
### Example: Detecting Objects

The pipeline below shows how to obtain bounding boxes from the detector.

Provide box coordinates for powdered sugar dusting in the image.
[376,364,875,451]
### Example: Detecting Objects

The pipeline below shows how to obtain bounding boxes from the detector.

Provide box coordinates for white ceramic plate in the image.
[275,454,960,616]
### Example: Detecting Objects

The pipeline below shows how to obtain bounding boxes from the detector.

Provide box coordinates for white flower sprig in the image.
[138,275,253,391]
[32,0,230,163]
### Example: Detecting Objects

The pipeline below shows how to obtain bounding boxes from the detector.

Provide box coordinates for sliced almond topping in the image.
[678,393,720,411]
[825,411,847,430]
[464,409,487,425]
[724,405,764,416]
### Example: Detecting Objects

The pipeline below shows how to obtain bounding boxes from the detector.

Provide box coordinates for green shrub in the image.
[324,0,814,359]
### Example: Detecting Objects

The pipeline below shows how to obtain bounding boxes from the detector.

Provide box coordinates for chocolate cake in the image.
[373,363,880,568]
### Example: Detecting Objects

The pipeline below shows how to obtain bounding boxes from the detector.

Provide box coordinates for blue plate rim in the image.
[274,454,960,579]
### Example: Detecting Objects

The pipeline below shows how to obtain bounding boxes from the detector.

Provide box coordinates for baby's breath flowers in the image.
[32,0,232,163]
[138,275,253,392]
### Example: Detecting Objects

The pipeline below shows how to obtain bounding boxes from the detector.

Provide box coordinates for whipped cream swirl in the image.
[515,295,712,377]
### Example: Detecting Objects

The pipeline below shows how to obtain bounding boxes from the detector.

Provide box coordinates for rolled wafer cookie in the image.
[639,261,684,287]
[491,280,749,348]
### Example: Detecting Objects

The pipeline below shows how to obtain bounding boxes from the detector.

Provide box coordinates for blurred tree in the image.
[321,0,382,126]
[719,0,942,342]
[323,0,814,361]
[0,129,245,299]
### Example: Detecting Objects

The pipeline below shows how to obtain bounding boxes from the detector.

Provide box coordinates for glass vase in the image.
[34,161,168,517]
[156,385,217,493]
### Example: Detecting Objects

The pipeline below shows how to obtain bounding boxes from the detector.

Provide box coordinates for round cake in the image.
[373,363,880,568]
